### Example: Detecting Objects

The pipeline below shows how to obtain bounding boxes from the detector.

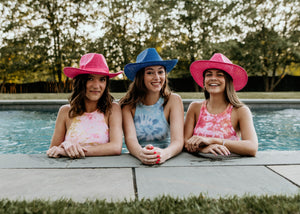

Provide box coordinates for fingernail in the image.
[157,155,160,158]
[156,160,160,164]
[154,151,157,154]
[157,158,160,161]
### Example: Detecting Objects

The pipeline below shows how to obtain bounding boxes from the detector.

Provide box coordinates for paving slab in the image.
[268,165,300,187]
[135,166,300,199]
[0,168,134,202]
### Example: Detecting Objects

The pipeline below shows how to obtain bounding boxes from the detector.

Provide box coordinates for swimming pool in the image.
[0,109,299,154]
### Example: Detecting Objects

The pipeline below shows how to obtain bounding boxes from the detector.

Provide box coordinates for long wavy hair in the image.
[119,67,171,108]
[68,74,113,118]
[203,70,244,108]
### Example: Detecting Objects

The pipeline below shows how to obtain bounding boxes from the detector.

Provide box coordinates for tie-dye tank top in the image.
[193,100,239,140]
[65,110,109,147]
[134,97,170,147]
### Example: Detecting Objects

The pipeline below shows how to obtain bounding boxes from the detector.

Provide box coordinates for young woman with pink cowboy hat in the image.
[47,53,124,158]
[119,48,184,165]
[184,53,258,156]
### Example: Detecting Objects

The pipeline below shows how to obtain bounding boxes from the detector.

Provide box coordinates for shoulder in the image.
[234,105,252,118]
[188,100,204,112]
[111,102,121,111]
[168,93,182,104]
[58,104,70,115]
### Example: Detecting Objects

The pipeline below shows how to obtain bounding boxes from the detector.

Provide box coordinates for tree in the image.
[1,0,96,91]
[225,0,300,91]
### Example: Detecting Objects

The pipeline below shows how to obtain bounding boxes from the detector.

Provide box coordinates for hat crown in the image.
[210,53,232,64]
[79,53,109,72]
[136,48,163,63]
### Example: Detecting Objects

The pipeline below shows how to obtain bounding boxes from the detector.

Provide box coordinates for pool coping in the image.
[0,151,299,201]
[1,99,300,111]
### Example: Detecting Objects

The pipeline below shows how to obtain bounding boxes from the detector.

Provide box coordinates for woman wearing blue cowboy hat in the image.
[119,48,184,165]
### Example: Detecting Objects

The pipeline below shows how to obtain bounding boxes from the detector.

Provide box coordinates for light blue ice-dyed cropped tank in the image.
[134,97,170,148]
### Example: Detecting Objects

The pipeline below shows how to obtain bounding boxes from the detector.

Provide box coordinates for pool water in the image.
[0,109,299,154]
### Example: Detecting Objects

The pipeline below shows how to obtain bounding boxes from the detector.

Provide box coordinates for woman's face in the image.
[204,69,226,94]
[143,65,166,93]
[85,74,107,102]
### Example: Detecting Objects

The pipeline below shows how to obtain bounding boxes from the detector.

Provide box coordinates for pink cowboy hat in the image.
[63,53,123,79]
[189,53,248,91]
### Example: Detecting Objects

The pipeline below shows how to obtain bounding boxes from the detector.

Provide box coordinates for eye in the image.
[146,71,154,75]
[100,77,106,82]
[205,73,212,77]
[158,70,165,75]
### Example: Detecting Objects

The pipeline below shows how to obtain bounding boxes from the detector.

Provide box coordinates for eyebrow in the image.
[145,66,164,71]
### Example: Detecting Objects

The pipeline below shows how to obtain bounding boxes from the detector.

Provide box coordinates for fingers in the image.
[140,146,161,165]
[209,145,231,156]
[62,141,85,159]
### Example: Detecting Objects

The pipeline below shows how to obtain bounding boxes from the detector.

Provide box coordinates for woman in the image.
[184,53,258,156]
[119,48,184,165]
[47,53,123,158]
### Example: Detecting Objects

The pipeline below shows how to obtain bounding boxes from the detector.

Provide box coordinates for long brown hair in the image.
[119,67,171,108]
[68,74,114,118]
[203,70,244,108]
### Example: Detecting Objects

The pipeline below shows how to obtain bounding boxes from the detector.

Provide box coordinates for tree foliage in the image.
[0,0,299,92]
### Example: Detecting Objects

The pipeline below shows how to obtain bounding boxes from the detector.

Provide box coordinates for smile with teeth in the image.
[209,83,220,86]
[151,82,161,86]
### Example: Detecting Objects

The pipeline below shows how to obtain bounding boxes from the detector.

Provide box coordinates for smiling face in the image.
[85,74,107,102]
[204,69,226,94]
[143,65,166,93]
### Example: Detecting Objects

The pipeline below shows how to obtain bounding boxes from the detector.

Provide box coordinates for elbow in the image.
[247,148,257,157]
[246,143,258,157]
[112,146,122,156]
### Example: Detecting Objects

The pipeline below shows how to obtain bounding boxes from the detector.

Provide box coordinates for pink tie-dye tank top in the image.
[65,111,109,147]
[193,101,239,140]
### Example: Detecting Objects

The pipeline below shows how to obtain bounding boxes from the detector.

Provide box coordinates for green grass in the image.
[0,92,300,100]
[1,194,299,214]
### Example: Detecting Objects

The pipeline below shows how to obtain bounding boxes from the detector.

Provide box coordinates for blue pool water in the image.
[0,109,299,154]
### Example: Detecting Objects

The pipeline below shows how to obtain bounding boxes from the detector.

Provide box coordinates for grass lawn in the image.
[1,194,299,213]
[0,92,299,100]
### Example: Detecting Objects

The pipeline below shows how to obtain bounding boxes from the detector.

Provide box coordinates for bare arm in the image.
[221,106,258,156]
[158,93,184,162]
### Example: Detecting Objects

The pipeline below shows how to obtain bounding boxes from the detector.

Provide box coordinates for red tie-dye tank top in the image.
[193,100,240,140]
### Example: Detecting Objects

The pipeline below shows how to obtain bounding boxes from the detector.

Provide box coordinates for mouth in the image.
[151,82,161,86]
[208,83,220,87]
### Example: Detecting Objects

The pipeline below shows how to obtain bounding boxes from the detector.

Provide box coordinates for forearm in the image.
[222,139,258,156]
[162,140,183,160]
[84,142,122,156]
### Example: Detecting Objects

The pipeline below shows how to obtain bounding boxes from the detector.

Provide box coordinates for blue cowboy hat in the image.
[124,48,178,81]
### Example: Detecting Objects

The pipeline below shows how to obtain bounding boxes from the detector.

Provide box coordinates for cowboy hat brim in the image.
[63,67,124,79]
[190,60,248,91]
[124,59,178,81]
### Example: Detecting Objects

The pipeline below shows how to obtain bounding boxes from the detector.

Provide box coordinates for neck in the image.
[143,91,160,106]
[206,93,228,113]
[85,100,98,113]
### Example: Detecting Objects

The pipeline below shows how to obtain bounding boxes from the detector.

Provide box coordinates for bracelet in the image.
[222,139,226,146]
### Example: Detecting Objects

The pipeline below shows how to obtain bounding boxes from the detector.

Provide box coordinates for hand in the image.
[185,135,212,152]
[61,141,87,159]
[200,144,231,156]
[47,146,65,158]
[138,144,161,165]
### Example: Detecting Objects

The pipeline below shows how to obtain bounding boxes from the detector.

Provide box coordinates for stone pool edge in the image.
[1,99,300,111]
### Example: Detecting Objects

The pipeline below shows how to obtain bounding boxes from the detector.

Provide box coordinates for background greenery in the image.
[0,0,299,92]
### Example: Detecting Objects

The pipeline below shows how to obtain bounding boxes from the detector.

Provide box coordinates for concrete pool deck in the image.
[0,151,299,202]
